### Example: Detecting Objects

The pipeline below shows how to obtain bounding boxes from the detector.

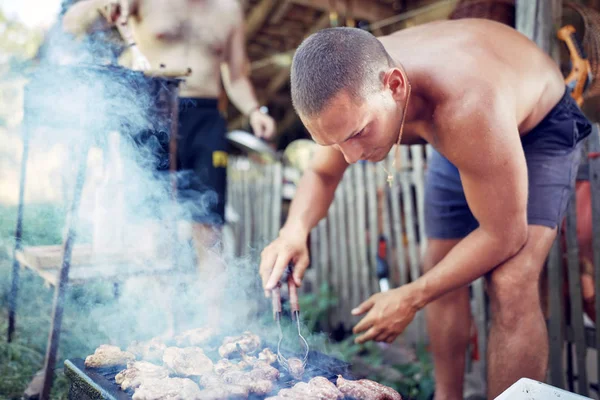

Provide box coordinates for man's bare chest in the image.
[135,1,234,54]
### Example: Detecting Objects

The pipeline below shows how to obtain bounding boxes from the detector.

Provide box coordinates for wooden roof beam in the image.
[246,0,279,38]
[289,0,395,22]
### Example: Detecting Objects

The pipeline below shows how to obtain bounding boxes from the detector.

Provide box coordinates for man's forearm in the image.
[221,71,260,116]
[280,169,342,237]
[411,227,526,310]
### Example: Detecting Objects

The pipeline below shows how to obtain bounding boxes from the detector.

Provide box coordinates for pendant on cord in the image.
[387,174,394,188]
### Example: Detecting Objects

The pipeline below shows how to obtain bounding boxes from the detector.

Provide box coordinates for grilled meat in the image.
[336,375,403,400]
[114,361,169,390]
[132,377,203,400]
[248,361,280,381]
[174,327,217,347]
[162,347,213,377]
[266,376,343,400]
[287,357,305,380]
[84,345,135,368]
[126,337,167,362]
[221,369,274,396]
[218,331,261,358]
[199,373,250,399]
[258,348,277,364]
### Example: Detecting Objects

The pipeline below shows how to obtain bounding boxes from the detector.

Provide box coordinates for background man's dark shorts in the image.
[424,88,593,239]
[173,98,229,226]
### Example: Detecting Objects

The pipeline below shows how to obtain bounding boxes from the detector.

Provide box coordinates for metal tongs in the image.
[272,265,309,372]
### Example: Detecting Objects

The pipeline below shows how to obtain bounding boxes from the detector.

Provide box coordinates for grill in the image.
[64,338,351,400]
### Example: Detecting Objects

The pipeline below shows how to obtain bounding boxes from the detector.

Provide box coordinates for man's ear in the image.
[383,68,407,101]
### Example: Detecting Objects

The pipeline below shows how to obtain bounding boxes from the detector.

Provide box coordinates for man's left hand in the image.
[351,286,419,344]
[249,110,276,140]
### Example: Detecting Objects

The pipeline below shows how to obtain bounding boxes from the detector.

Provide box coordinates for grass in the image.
[0,203,434,400]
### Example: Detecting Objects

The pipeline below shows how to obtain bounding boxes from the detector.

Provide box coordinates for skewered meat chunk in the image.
[132,377,203,400]
[127,337,167,362]
[174,327,217,347]
[115,361,169,390]
[218,331,261,358]
[162,347,213,377]
[258,348,277,364]
[214,358,243,375]
[84,345,135,368]
[287,357,305,380]
[336,375,403,400]
[266,376,343,400]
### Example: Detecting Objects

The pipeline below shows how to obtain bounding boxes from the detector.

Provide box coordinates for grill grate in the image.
[65,342,351,400]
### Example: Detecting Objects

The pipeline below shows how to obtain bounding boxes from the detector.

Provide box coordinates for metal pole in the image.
[8,114,31,343]
[40,136,91,400]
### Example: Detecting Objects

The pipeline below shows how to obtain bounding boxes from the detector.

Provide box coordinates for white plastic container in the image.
[495,378,592,400]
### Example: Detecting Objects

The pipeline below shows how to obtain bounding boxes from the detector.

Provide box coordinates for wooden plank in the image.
[336,174,350,326]
[547,238,565,389]
[242,165,252,257]
[377,156,394,287]
[269,1,293,24]
[516,0,562,60]
[354,162,370,301]
[317,218,330,329]
[411,145,427,256]
[271,162,283,242]
[344,167,361,314]
[365,163,379,295]
[400,147,420,282]
[565,194,589,396]
[328,199,340,328]
[246,0,279,39]
[588,125,600,382]
[472,277,488,392]
[289,0,394,22]
[261,164,272,242]
[389,163,408,286]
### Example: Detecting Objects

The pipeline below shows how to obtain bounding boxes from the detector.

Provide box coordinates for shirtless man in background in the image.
[63,0,275,282]
[259,20,592,399]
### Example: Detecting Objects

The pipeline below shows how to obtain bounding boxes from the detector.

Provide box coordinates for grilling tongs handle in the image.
[272,283,282,321]
[287,270,300,320]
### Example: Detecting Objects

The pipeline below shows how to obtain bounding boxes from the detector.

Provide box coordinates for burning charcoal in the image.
[287,357,305,380]
[132,377,203,400]
[84,345,135,368]
[115,361,169,390]
[218,331,261,358]
[266,377,343,400]
[162,347,213,377]
[126,337,167,362]
[174,327,217,347]
[258,348,277,364]
[336,375,402,400]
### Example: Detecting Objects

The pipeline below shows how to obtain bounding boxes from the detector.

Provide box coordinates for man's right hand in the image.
[259,232,310,296]
[103,0,131,25]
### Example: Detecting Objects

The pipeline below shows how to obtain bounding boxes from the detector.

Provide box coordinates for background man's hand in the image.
[259,233,309,296]
[250,110,276,140]
[103,0,131,24]
[351,285,419,344]
[129,45,151,71]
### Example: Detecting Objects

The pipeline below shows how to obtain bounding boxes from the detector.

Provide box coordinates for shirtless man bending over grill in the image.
[63,0,275,279]
[259,20,592,399]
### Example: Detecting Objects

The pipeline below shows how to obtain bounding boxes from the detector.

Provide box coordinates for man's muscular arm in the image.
[62,0,109,36]
[412,86,529,308]
[259,146,349,290]
[221,7,275,139]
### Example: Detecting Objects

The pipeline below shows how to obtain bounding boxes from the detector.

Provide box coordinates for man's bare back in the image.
[378,18,566,145]
[129,0,241,97]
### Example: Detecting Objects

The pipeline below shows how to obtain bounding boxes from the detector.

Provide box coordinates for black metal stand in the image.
[8,113,31,343]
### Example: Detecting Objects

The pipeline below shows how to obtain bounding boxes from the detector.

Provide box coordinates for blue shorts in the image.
[424,88,592,239]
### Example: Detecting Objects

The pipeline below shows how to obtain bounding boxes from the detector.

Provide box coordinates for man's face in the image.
[301,83,404,164]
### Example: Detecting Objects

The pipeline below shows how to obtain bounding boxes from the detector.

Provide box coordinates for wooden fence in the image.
[227,128,600,396]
